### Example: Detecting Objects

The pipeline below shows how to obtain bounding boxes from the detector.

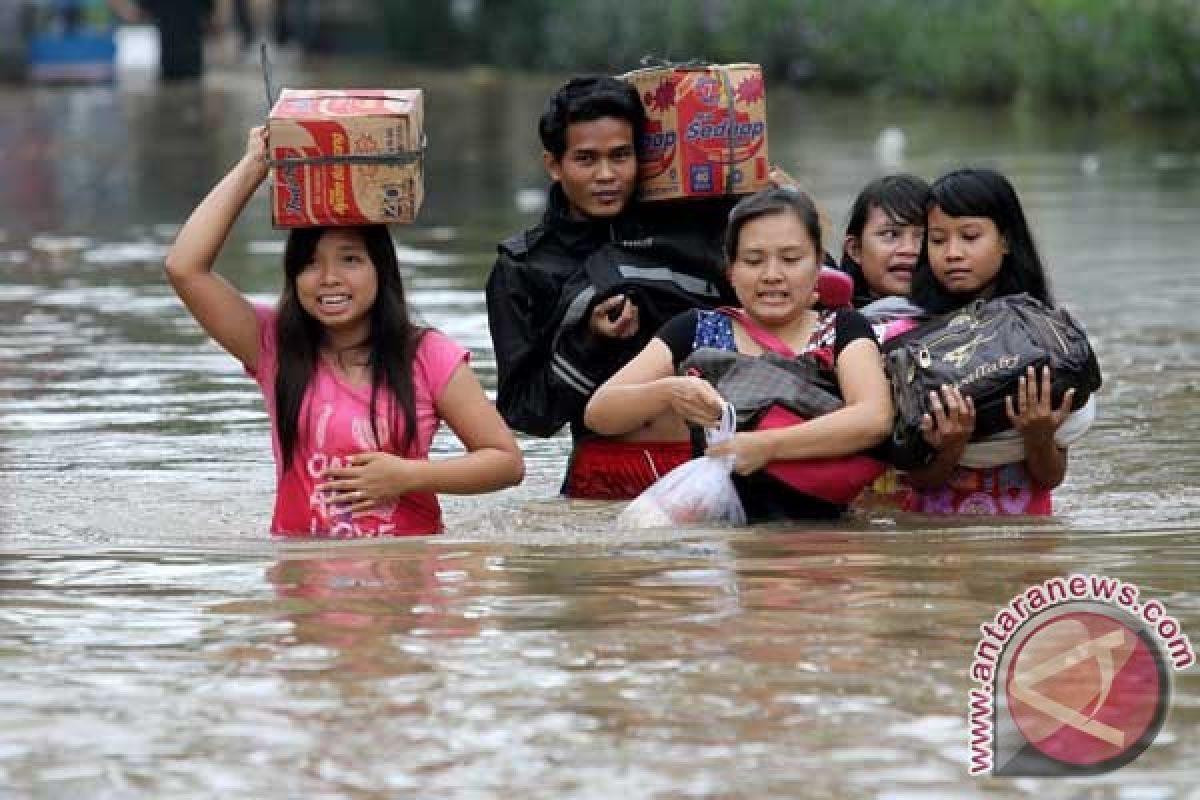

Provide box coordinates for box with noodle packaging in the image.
[268,88,424,227]
[621,64,768,201]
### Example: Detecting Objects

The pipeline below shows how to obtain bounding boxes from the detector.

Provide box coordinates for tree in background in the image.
[369,0,1199,115]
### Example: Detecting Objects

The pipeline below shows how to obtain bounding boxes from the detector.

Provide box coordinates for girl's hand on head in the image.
[919,385,975,452]
[244,126,269,174]
[665,376,724,428]
[706,431,773,475]
[320,452,419,513]
[1006,366,1074,444]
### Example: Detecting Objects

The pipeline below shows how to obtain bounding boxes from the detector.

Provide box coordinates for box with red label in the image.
[268,88,424,227]
[621,64,769,202]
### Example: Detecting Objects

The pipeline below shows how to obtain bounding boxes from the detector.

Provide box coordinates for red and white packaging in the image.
[622,64,769,202]
[268,88,424,227]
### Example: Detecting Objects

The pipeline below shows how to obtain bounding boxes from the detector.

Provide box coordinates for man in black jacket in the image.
[486,75,736,498]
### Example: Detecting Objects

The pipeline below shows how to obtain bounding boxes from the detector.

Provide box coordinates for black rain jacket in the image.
[486,185,737,438]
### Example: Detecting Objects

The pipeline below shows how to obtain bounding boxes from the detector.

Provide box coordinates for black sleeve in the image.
[654,309,701,367]
[486,248,589,437]
[553,299,643,388]
[833,309,879,361]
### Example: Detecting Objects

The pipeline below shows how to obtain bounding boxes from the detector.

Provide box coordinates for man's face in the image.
[544,116,638,219]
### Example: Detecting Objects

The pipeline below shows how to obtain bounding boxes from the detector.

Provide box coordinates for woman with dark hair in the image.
[584,187,893,521]
[165,127,523,537]
[910,168,1053,314]
[838,174,934,509]
[903,167,1077,515]
[841,173,932,308]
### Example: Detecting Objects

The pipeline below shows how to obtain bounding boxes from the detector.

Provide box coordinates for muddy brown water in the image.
[1,64,1198,797]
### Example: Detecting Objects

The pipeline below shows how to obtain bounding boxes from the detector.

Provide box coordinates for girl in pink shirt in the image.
[165,127,524,537]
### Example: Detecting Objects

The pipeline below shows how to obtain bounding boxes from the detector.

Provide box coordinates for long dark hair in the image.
[840,173,931,304]
[724,186,823,265]
[910,168,1053,314]
[274,225,424,473]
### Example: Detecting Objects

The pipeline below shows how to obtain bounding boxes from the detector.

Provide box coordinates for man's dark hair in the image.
[538,75,646,159]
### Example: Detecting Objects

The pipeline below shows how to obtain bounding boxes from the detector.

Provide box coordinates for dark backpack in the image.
[884,293,1102,470]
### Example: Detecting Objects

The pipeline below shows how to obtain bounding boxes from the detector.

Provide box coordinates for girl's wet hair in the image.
[910,168,1054,314]
[724,187,822,265]
[274,225,424,473]
[840,174,931,303]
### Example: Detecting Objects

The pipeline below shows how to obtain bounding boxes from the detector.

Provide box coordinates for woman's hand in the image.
[243,126,269,178]
[707,431,774,475]
[663,376,724,428]
[321,452,421,513]
[1007,365,1074,445]
[920,384,975,452]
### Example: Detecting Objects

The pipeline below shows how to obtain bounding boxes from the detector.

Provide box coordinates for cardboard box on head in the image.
[268,89,424,227]
[622,64,769,202]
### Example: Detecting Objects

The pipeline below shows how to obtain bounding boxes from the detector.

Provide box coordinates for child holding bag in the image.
[904,168,1084,514]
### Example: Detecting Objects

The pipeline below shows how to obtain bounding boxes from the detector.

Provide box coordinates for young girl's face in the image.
[846,204,924,298]
[927,205,1007,296]
[728,210,820,326]
[295,229,379,333]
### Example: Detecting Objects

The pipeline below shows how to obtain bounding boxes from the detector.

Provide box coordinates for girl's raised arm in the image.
[165,127,269,372]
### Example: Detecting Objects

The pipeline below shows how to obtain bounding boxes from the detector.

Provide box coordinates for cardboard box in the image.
[622,64,769,202]
[268,89,424,227]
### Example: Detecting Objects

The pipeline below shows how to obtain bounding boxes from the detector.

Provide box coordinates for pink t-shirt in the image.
[248,305,468,537]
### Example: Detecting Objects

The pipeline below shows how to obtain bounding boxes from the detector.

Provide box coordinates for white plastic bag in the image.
[617,403,747,528]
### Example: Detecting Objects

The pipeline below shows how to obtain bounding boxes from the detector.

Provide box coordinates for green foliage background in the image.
[375,0,1200,114]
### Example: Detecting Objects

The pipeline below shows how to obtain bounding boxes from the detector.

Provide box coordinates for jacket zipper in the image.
[915,307,985,368]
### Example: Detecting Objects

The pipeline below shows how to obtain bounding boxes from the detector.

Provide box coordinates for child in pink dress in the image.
[165,127,524,536]
[903,168,1081,515]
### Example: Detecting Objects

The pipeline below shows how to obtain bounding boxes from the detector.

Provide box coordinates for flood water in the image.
[1,61,1199,797]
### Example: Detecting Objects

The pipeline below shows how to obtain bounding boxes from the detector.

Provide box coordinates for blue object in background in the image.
[25,0,117,83]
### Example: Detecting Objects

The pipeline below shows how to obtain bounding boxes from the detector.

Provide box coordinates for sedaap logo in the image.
[694,75,722,106]
[638,122,678,181]
[282,165,304,215]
